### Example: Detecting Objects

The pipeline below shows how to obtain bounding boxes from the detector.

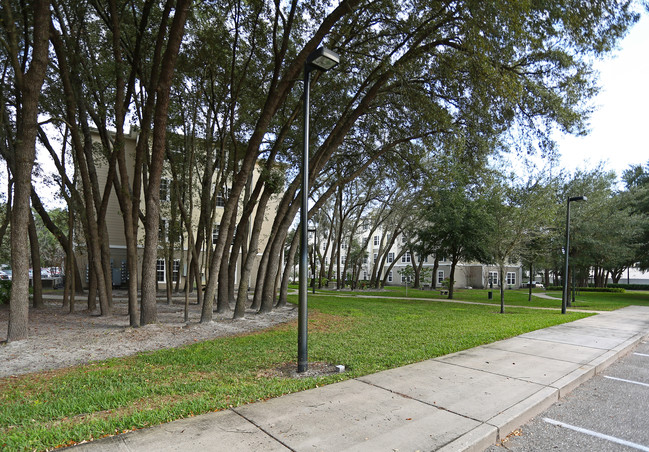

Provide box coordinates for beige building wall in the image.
[75,130,281,291]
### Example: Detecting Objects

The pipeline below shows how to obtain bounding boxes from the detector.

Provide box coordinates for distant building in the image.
[308,225,522,289]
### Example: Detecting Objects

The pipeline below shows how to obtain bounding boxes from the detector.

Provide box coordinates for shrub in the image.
[608,283,649,291]
[546,285,625,293]
[0,280,11,304]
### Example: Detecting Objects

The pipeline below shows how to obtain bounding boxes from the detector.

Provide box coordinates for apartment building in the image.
[75,129,280,290]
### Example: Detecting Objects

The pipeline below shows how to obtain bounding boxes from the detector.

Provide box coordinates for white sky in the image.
[556,11,649,178]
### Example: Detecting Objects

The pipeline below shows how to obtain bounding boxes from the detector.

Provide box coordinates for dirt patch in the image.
[0,291,298,379]
[258,361,344,379]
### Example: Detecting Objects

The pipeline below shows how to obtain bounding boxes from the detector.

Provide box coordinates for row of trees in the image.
[302,160,649,314]
[1,0,643,341]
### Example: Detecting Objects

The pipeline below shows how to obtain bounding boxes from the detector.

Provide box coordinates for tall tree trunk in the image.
[28,213,44,309]
[6,0,50,341]
[140,0,192,325]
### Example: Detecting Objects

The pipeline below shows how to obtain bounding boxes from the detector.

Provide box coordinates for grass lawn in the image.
[1,295,591,450]
[312,285,649,311]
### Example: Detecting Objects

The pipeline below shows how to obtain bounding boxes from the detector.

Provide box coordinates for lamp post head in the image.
[568,196,587,203]
[307,47,340,72]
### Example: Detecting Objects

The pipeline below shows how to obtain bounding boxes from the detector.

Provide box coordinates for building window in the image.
[488,271,498,286]
[362,271,367,280]
[437,270,444,284]
[387,252,394,263]
[373,253,378,262]
[388,271,393,282]
[212,226,219,245]
[363,256,368,264]
[401,274,411,283]
[506,272,516,286]
[422,255,428,263]
[373,235,379,246]
[158,219,168,242]
[401,252,411,263]
[402,235,407,244]
[172,259,180,282]
[216,187,229,207]
[160,178,170,202]
[156,259,165,283]
[341,242,347,250]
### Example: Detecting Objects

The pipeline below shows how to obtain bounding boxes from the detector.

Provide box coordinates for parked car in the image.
[0,270,9,280]
[525,281,544,289]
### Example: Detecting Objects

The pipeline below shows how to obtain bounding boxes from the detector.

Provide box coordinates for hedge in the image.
[546,285,625,293]
[608,283,649,291]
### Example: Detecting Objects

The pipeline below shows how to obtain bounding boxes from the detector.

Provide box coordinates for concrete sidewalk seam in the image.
[231,408,296,452]
[355,376,486,425]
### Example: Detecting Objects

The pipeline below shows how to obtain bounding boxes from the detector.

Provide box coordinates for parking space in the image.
[485,340,649,451]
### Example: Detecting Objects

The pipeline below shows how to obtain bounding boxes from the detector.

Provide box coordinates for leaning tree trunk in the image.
[277,229,300,308]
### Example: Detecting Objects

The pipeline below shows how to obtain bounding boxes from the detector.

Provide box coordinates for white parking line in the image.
[543,418,649,451]
[604,375,649,388]
[634,353,649,357]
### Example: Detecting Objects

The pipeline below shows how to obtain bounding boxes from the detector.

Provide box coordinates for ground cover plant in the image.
[0,294,590,451]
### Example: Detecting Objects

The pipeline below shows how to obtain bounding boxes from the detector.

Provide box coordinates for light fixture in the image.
[562,195,587,314]
[298,47,341,373]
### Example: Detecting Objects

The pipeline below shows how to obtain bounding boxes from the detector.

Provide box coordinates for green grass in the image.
[312,285,649,311]
[1,295,592,451]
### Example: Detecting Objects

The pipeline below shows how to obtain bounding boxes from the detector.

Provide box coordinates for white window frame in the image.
[212,226,219,245]
[156,259,166,283]
[388,271,393,282]
[488,271,498,286]
[362,271,367,280]
[506,272,516,286]
[437,270,444,284]
[373,235,379,246]
[387,252,394,263]
[172,259,180,283]
[401,252,411,263]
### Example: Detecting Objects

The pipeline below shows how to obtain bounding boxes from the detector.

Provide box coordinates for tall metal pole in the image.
[562,196,586,314]
[298,66,311,373]
[561,199,571,314]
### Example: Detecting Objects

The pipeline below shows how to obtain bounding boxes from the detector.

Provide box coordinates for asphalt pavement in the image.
[69,305,649,452]
[484,339,649,451]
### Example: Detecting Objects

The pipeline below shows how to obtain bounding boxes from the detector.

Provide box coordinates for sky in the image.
[555,11,649,178]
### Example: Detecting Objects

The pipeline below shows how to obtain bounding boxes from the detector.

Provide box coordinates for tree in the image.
[419,184,491,300]
[484,172,558,313]
[624,162,649,271]
[2,0,50,341]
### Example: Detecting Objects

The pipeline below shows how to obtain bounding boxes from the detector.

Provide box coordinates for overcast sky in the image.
[556,11,649,178]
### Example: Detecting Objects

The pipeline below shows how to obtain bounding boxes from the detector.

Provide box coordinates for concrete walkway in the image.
[70,306,649,452]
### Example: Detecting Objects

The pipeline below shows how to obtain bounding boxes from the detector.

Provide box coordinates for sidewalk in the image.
[70,306,649,452]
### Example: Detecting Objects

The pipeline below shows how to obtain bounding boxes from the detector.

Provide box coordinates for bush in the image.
[0,280,11,304]
[608,283,649,291]
[546,285,625,293]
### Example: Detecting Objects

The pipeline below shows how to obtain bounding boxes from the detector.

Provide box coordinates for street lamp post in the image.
[299,47,340,373]
[562,195,587,314]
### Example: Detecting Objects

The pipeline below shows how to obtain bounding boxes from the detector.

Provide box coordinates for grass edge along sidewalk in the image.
[1,295,593,451]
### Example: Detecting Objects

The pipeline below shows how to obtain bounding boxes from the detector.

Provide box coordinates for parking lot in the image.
[485,340,649,451]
